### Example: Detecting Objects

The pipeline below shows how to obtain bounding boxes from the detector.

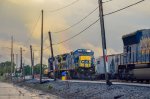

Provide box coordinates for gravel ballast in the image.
[18,79,150,99]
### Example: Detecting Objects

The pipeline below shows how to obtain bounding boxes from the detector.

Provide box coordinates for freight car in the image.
[118,29,150,81]
[47,49,95,79]
[96,54,122,79]
[96,29,150,81]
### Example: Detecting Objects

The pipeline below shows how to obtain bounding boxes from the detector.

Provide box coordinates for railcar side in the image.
[118,29,150,81]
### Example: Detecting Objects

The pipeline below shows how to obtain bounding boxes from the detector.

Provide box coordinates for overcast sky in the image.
[0,0,150,66]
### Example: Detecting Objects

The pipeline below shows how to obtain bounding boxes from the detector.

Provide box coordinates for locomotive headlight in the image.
[89,69,92,72]
[81,69,84,72]
[86,50,91,52]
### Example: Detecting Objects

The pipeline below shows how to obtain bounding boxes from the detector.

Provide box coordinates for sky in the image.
[0,0,150,66]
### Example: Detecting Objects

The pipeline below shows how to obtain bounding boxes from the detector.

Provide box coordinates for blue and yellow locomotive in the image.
[118,29,150,81]
[47,49,95,79]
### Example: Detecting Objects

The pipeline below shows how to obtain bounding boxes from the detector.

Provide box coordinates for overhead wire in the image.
[29,0,112,51]
[26,13,41,47]
[52,6,99,33]
[49,0,114,33]
[47,0,80,13]
[53,18,100,45]
[103,0,113,3]
[0,47,11,49]
[104,0,145,16]
[31,14,41,36]
[51,0,145,45]
[31,0,145,51]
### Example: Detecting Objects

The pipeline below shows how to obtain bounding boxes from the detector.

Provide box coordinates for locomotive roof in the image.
[73,49,94,56]
[73,49,93,53]
[122,29,150,46]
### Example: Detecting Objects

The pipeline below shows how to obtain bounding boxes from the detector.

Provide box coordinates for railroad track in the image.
[61,79,150,87]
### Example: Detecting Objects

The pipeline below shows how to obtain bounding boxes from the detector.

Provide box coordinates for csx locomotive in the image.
[45,29,150,81]
[46,49,95,79]
[96,29,150,81]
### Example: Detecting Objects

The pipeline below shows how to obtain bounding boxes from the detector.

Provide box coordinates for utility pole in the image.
[22,62,25,81]
[11,36,13,81]
[98,0,112,85]
[40,10,44,84]
[20,47,23,78]
[33,52,34,68]
[30,45,34,79]
[48,31,56,81]
[15,54,18,73]
[12,53,14,74]
[33,52,34,75]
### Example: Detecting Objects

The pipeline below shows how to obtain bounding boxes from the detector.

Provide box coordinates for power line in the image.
[31,14,41,35]
[103,0,113,3]
[48,0,114,34]
[26,13,41,45]
[33,46,50,52]
[104,0,145,16]
[0,46,25,51]
[32,0,145,50]
[43,46,50,51]
[53,6,98,33]
[53,18,100,45]
[34,19,99,50]
[0,47,11,49]
[51,0,145,45]
[47,0,80,13]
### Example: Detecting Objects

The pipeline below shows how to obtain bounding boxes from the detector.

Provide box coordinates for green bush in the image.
[47,84,53,89]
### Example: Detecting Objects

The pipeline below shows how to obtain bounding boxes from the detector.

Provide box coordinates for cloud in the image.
[0,39,31,65]
[81,43,117,58]
[0,0,149,65]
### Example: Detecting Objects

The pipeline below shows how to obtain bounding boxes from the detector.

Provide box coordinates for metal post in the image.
[40,10,44,84]
[48,31,56,81]
[98,0,112,85]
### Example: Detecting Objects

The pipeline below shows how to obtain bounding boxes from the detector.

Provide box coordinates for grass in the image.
[47,84,53,90]
[0,75,11,83]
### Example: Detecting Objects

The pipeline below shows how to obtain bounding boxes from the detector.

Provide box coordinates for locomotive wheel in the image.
[146,80,150,83]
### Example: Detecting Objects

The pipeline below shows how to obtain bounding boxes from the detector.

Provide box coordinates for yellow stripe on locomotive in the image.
[79,56,91,68]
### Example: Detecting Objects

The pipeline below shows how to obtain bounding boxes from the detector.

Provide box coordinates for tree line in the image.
[0,61,47,76]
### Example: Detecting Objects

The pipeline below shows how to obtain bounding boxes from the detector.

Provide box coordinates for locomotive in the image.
[46,49,95,79]
[45,29,150,81]
[119,29,150,81]
[96,29,150,81]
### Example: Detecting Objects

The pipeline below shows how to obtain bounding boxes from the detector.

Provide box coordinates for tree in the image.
[33,63,47,74]
[0,61,15,76]
[23,65,31,75]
